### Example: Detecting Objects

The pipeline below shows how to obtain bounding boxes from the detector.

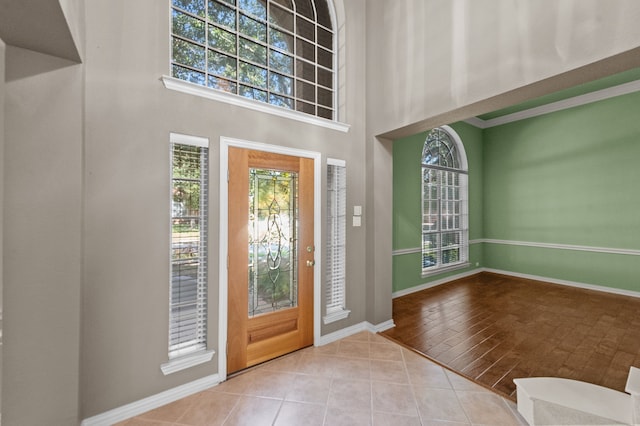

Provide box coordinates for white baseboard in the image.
[484,268,640,299]
[392,268,482,299]
[392,266,640,300]
[81,373,222,426]
[316,319,396,346]
[371,319,395,333]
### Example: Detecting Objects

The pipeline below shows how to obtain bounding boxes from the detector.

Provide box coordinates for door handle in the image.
[306,260,315,267]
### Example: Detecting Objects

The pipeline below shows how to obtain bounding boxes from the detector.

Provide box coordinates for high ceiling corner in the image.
[0,0,81,62]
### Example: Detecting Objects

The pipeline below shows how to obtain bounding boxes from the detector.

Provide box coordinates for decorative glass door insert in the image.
[248,169,298,317]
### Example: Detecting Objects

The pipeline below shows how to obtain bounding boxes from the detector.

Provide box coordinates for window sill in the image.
[160,349,215,375]
[161,76,351,133]
[421,262,471,278]
[323,308,351,324]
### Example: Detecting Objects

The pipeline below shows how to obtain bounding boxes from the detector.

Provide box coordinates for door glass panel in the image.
[248,168,298,317]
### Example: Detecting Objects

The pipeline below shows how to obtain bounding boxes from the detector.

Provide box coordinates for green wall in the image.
[483,91,640,292]
[392,122,484,293]
[393,90,640,294]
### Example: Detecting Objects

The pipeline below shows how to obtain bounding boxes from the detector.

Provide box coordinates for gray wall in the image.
[80,0,369,417]
[0,0,81,62]
[0,37,5,417]
[58,0,84,56]
[366,0,640,137]
[2,0,640,424]
[0,39,4,315]
[3,47,83,425]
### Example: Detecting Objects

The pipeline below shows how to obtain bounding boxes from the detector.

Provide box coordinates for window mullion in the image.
[437,170,443,267]
[204,1,209,85]
[235,3,240,95]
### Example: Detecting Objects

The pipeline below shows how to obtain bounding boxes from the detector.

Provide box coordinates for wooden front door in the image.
[227,147,314,374]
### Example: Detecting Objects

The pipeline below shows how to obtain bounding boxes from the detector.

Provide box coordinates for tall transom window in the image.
[171,0,335,119]
[421,126,469,275]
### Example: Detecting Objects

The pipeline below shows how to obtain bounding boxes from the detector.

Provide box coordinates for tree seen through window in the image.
[171,0,335,119]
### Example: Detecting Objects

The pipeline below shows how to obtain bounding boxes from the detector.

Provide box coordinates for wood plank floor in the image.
[382,272,640,400]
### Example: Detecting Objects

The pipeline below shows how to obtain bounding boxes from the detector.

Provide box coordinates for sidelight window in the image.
[324,158,349,323]
[169,135,209,360]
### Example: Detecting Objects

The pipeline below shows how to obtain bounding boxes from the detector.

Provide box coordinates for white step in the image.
[514,370,638,425]
[626,366,640,425]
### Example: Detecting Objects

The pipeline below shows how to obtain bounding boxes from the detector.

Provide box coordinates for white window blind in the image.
[324,159,349,323]
[169,134,209,359]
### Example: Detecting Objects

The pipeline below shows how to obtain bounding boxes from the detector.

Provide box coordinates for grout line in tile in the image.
[121,332,526,425]
[270,398,286,426]
[452,387,474,425]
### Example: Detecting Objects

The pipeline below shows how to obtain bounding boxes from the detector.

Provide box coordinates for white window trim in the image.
[160,349,215,375]
[170,132,209,147]
[421,261,471,278]
[162,76,350,133]
[323,309,350,324]
[327,158,346,166]
[323,157,350,324]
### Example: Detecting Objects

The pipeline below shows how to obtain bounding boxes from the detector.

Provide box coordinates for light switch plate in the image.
[353,205,362,216]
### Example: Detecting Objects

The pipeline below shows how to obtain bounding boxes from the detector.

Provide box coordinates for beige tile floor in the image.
[116,332,527,425]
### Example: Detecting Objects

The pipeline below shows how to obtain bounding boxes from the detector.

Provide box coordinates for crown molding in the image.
[465,79,640,129]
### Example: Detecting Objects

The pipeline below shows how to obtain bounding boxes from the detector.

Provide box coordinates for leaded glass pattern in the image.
[422,127,460,169]
[421,127,468,273]
[171,0,335,120]
[248,169,299,316]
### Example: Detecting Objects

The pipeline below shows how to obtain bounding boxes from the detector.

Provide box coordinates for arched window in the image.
[171,0,335,120]
[421,126,469,274]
